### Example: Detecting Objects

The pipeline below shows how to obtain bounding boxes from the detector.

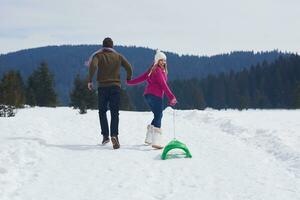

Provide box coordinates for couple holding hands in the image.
[87,37,177,150]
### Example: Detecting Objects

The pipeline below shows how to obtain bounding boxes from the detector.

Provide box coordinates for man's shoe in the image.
[102,137,110,145]
[111,136,120,149]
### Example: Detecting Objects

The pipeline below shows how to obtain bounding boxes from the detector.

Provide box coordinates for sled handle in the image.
[173,109,176,140]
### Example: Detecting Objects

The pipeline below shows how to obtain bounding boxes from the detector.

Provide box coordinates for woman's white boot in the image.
[145,124,153,145]
[152,127,164,149]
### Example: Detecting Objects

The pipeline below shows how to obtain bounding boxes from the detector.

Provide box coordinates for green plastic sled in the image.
[161,139,192,160]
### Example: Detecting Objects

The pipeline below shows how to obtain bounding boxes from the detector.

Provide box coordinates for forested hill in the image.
[0,45,286,104]
[168,55,300,110]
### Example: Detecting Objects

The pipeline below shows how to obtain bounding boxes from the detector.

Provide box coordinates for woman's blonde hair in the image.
[148,61,168,77]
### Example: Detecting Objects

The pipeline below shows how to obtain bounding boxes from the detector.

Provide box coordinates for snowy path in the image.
[1,107,300,200]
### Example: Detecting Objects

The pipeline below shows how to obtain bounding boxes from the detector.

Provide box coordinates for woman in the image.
[126,50,177,149]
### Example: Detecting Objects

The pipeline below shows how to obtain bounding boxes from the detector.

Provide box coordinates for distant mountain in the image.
[0,45,287,104]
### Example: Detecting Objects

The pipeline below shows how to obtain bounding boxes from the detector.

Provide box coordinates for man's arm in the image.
[87,56,98,90]
[120,55,132,80]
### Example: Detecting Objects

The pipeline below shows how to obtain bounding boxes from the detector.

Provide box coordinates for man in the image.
[87,37,132,149]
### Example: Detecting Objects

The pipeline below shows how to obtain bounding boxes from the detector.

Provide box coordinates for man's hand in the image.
[88,82,93,91]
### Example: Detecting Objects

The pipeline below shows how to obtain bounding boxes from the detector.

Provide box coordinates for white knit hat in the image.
[154,50,167,64]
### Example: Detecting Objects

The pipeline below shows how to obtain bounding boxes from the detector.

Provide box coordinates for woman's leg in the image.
[144,94,163,128]
[144,95,164,149]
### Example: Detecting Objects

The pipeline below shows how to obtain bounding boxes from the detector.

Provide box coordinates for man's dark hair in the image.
[103,37,113,48]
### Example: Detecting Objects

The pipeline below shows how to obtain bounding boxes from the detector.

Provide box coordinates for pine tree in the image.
[226,70,239,108]
[0,70,26,107]
[70,74,97,114]
[127,85,147,111]
[237,69,250,109]
[26,62,58,107]
[293,82,300,108]
[214,73,227,109]
[120,88,134,111]
[191,82,206,110]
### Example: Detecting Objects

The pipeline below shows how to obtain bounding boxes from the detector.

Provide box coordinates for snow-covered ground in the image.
[0,107,300,200]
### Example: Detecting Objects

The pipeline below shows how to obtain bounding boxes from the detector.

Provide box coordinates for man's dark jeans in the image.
[98,86,120,138]
[144,94,163,128]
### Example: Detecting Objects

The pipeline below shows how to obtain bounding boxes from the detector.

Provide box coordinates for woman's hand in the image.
[169,98,177,106]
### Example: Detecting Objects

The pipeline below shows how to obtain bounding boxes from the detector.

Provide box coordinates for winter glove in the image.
[169,98,177,106]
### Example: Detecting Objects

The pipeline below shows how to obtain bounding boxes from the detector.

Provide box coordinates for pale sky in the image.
[1,0,300,56]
